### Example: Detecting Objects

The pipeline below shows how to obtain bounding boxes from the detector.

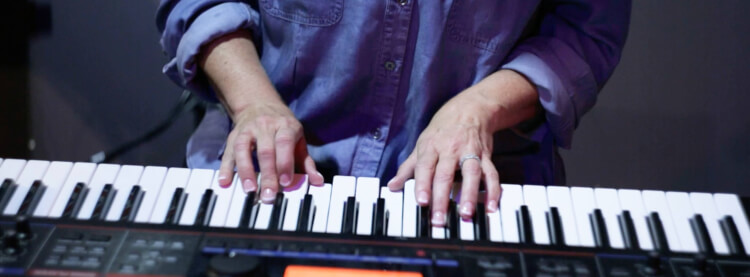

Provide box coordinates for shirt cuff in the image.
[501,37,599,149]
[162,2,261,102]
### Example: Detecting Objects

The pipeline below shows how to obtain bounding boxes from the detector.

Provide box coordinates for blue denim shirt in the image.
[157,0,630,185]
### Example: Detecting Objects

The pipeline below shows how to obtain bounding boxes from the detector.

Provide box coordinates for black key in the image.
[474,203,487,241]
[91,184,116,221]
[119,185,144,222]
[238,192,256,229]
[194,189,216,227]
[164,187,186,224]
[297,194,313,232]
[690,214,715,255]
[419,205,429,238]
[647,212,669,252]
[517,205,534,244]
[590,209,610,248]
[720,216,745,255]
[342,196,356,234]
[268,192,285,230]
[618,211,639,250]
[546,207,565,246]
[373,198,385,236]
[17,180,46,216]
[0,179,17,211]
[448,201,458,239]
[62,182,88,219]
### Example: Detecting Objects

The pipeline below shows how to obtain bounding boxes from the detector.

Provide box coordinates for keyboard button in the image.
[642,190,682,251]
[308,183,332,233]
[402,179,418,238]
[105,165,143,221]
[148,168,190,223]
[500,184,523,243]
[133,166,167,223]
[33,161,73,217]
[281,174,310,231]
[617,189,654,250]
[326,176,356,234]
[594,188,625,249]
[178,169,215,226]
[354,177,379,236]
[523,185,550,245]
[690,192,729,255]
[77,164,121,220]
[4,160,49,215]
[48,163,96,218]
[546,186,579,246]
[713,193,750,255]
[379,186,402,237]
[665,192,699,252]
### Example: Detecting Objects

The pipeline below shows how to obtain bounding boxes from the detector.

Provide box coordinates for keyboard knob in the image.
[208,251,262,276]
[3,230,21,255]
[15,216,32,241]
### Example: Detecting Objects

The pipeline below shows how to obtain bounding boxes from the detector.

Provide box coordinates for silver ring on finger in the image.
[459,154,481,168]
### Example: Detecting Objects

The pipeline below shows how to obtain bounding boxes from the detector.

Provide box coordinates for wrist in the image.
[460,69,540,132]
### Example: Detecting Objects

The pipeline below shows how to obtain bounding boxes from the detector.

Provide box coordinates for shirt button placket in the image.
[398,0,408,6]
[384,61,396,71]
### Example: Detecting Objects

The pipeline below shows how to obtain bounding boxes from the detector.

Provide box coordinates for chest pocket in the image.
[260,0,344,26]
[446,0,537,53]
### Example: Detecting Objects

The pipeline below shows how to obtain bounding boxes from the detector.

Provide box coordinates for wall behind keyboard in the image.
[11,1,750,194]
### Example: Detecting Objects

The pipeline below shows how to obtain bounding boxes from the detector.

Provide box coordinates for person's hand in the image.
[217,101,324,203]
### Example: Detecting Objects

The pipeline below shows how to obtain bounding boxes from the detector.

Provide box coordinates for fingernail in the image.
[487,200,498,213]
[218,175,230,188]
[460,202,474,218]
[417,191,429,205]
[261,188,276,203]
[316,171,324,178]
[279,174,291,187]
[242,179,256,193]
[431,211,445,226]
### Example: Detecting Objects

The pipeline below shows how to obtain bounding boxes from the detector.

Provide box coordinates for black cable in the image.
[90,90,201,163]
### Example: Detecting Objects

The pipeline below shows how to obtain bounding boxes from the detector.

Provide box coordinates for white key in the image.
[77,164,120,220]
[459,217,475,241]
[326,176,356,234]
[209,171,239,227]
[4,160,50,215]
[617,189,654,250]
[178,169,215,226]
[594,188,625,249]
[380,187,403,237]
[570,187,597,247]
[690,193,729,254]
[148,168,190,223]
[500,184,523,243]
[48,163,96,218]
[523,185,550,245]
[642,190,682,251]
[33,162,73,217]
[223,175,246,228]
[281,174,310,231]
[0,159,26,181]
[355,177,380,235]
[665,192,699,252]
[309,183,332,233]
[0,158,3,166]
[432,226,446,239]
[547,186,579,246]
[487,204,503,242]
[105,165,144,221]
[253,202,274,230]
[714,193,750,255]
[133,167,167,223]
[402,179,418,238]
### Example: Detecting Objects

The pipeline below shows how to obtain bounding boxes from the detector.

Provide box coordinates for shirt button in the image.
[372,129,382,140]
[384,61,396,71]
[398,0,408,6]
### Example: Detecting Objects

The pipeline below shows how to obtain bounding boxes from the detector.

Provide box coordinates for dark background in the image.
[1,1,748,194]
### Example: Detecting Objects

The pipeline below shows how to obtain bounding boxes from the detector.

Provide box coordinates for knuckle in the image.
[434,172,453,184]
[463,165,482,176]
[257,147,275,160]
[233,140,252,152]
[275,134,296,146]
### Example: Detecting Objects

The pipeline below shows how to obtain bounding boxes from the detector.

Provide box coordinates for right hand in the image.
[217,101,324,203]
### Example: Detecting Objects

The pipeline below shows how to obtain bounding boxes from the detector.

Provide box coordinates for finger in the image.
[482,157,501,213]
[233,130,258,193]
[218,132,237,189]
[387,153,416,191]
[459,156,481,220]
[274,128,298,187]
[255,130,279,203]
[414,147,438,206]
[431,157,456,227]
[296,137,324,186]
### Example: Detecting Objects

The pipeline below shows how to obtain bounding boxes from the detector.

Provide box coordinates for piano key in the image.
[308,183,332,233]
[78,164,120,220]
[448,201,459,240]
[253,195,276,230]
[165,187,186,224]
[236,191,256,228]
[690,192,730,255]
[4,160,49,215]
[546,186,579,246]
[105,165,144,221]
[194,189,216,226]
[281,174,310,232]
[487,200,503,242]
[342,196,356,234]
[17,180,45,216]
[0,158,3,166]
[713,193,750,255]
[517,205,533,244]
[720,216,745,255]
[665,192,699,252]
[642,190,682,251]
[208,172,238,227]
[618,211,639,250]
[354,177,379,236]
[523,185,550,245]
[419,205,429,238]
[0,159,27,181]
[33,162,72,217]
[475,203,488,241]
[431,224,446,239]
[326,176,356,234]
[267,192,286,230]
[62,183,87,219]
[690,215,715,255]
[591,209,610,248]
[373,198,385,236]
[91,184,115,220]
[148,168,190,223]
[119,185,144,222]
[402,179,418,238]
[133,166,167,223]
[178,169,215,226]
[500,184,523,243]
[297,194,314,232]
[380,186,402,237]
[223,175,246,228]
[459,213,475,241]
[618,189,654,250]
[547,207,564,246]
[0,179,17,212]
[647,212,669,252]
[594,188,625,249]
[48,163,96,218]
[571,187,597,247]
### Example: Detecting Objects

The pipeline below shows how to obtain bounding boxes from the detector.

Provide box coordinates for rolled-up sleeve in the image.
[157,0,261,101]
[502,1,631,148]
